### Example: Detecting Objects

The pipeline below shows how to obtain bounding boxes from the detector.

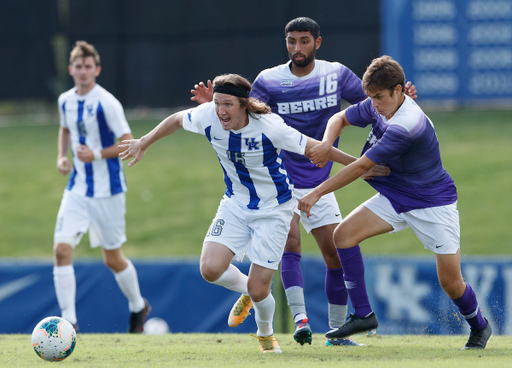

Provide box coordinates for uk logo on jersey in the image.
[245,138,259,151]
[86,104,94,117]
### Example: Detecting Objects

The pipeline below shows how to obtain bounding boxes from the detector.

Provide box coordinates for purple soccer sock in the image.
[337,246,372,318]
[281,252,303,289]
[452,283,487,330]
[325,266,348,306]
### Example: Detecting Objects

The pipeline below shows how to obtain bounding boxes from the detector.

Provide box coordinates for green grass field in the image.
[1,108,511,259]
[2,333,511,367]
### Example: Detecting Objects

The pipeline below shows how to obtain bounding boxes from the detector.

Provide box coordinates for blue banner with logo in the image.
[0,257,510,335]
[381,0,512,104]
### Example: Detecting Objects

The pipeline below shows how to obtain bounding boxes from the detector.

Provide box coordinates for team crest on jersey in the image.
[245,138,260,150]
[280,80,294,86]
[86,104,94,116]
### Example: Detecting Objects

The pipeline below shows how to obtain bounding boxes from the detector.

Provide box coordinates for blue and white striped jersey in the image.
[58,84,131,198]
[182,102,307,210]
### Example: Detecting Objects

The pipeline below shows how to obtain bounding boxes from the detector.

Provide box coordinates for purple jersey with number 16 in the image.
[251,60,367,189]
[346,96,457,214]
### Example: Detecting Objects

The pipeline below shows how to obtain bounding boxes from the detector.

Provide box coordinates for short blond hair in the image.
[69,40,100,66]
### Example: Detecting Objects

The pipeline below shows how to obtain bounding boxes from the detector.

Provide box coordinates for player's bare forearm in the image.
[143,111,185,148]
[299,157,374,216]
[57,127,71,159]
[119,111,185,167]
[323,111,349,145]
[327,147,356,166]
[57,127,72,175]
[304,136,322,159]
[310,111,350,166]
[99,133,134,159]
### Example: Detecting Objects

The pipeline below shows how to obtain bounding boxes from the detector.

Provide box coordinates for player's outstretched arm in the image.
[57,127,72,176]
[298,155,376,217]
[190,80,213,105]
[309,110,351,167]
[320,147,390,179]
[119,111,185,167]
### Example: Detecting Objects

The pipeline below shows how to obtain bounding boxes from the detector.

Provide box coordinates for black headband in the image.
[213,84,250,98]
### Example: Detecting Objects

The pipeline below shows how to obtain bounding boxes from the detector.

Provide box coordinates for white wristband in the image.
[93,150,102,161]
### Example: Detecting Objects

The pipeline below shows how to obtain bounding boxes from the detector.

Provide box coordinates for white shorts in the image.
[293,188,342,234]
[362,193,460,254]
[54,190,127,250]
[204,197,295,270]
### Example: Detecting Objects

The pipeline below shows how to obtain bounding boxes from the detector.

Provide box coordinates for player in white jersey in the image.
[190,17,415,347]
[300,56,491,350]
[53,41,150,333]
[119,73,370,353]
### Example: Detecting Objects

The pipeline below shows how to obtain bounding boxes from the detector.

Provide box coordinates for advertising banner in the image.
[1,257,510,335]
[382,0,512,104]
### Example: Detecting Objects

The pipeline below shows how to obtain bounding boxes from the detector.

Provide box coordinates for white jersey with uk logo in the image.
[182,102,307,210]
[58,84,131,198]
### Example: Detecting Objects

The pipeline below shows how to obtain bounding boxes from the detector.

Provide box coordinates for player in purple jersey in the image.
[299,56,492,350]
[191,17,416,347]
[54,41,150,333]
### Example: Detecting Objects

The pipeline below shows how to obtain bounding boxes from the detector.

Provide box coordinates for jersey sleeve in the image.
[345,98,374,128]
[338,65,367,104]
[265,115,307,156]
[181,101,214,136]
[58,96,67,129]
[101,96,131,138]
[365,125,413,164]
[250,73,270,104]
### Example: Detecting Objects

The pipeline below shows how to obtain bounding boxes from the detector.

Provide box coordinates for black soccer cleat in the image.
[128,298,151,333]
[325,312,378,339]
[461,318,492,350]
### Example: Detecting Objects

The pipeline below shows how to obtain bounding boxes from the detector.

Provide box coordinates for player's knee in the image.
[53,243,73,264]
[103,257,126,273]
[247,283,270,303]
[200,262,223,283]
[323,251,342,269]
[333,224,352,249]
[284,234,300,253]
[439,277,465,299]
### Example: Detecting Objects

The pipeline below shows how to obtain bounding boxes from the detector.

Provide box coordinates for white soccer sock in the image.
[254,293,275,337]
[114,260,145,313]
[211,264,248,295]
[328,303,348,329]
[53,265,77,325]
[285,286,307,322]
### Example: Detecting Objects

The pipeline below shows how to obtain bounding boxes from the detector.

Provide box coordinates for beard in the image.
[289,49,316,68]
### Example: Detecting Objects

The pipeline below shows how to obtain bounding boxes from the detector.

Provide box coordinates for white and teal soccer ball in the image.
[143,317,170,335]
[31,317,77,361]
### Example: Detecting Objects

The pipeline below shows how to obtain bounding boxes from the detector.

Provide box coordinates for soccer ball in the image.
[31,317,77,361]
[143,317,170,335]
